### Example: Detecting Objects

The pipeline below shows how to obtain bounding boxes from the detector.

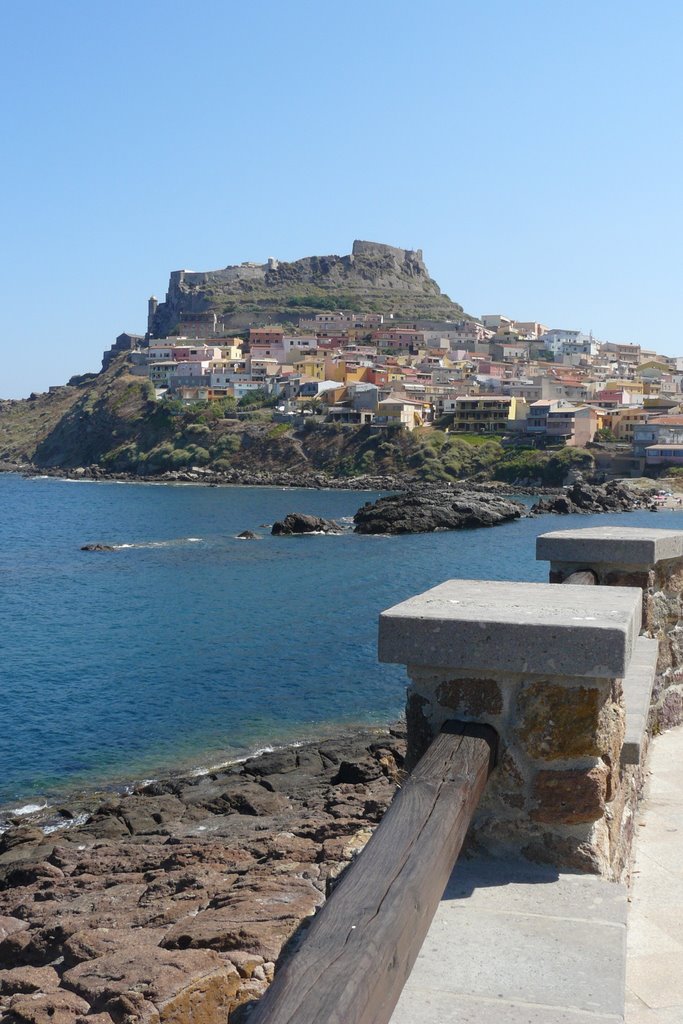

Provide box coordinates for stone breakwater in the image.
[0,727,406,1024]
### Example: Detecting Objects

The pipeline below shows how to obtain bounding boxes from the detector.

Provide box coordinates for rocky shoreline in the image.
[0,725,406,1023]
[0,461,561,495]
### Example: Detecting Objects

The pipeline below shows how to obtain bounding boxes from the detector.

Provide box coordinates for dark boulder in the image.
[271,513,342,536]
[237,530,259,540]
[531,479,656,516]
[353,488,525,534]
[80,543,116,552]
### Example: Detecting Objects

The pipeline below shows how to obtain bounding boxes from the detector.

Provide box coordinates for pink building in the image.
[172,345,222,362]
[249,328,284,346]
[171,360,211,378]
[372,329,425,351]
[527,401,598,446]
[474,361,506,378]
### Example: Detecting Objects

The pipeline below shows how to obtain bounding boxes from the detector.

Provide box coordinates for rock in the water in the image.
[531,478,656,516]
[80,543,116,552]
[353,487,525,534]
[237,530,259,540]
[271,513,342,536]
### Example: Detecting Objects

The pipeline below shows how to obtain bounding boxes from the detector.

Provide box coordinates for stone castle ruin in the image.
[148,240,462,338]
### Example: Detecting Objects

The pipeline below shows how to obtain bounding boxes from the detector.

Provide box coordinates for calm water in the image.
[0,473,678,815]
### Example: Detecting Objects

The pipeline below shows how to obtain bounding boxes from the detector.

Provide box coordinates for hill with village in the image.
[2,239,682,488]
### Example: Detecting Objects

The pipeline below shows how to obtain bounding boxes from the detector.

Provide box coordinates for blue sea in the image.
[0,473,678,819]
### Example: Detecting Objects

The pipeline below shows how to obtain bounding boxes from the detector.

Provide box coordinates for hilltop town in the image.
[3,241,683,484]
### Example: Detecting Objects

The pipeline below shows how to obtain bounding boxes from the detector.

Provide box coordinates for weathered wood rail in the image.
[248,720,497,1024]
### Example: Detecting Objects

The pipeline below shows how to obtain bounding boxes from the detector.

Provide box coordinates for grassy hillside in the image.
[1,387,83,464]
[0,357,594,486]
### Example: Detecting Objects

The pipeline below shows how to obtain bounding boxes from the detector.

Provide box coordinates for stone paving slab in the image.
[390,856,626,1024]
[392,988,623,1023]
[626,725,683,1021]
[625,994,683,1024]
[442,857,627,923]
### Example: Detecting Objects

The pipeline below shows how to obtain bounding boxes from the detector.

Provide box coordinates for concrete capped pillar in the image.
[379,579,642,878]
[537,527,683,730]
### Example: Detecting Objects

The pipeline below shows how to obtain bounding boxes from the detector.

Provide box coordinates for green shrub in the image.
[186,444,210,465]
[167,448,193,468]
[544,447,594,485]
[356,450,376,472]
[267,423,292,439]
[215,397,237,415]
[492,446,595,486]
[184,422,211,439]
[101,442,140,470]
[238,389,270,408]
[493,450,546,483]
[594,427,617,442]
[210,434,241,456]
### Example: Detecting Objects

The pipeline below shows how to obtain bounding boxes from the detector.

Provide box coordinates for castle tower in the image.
[147,296,158,338]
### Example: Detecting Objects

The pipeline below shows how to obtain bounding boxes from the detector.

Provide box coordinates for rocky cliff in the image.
[150,240,467,336]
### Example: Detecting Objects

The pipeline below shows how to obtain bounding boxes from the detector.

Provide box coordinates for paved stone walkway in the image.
[625,725,683,1022]
[389,725,683,1023]
[390,857,627,1023]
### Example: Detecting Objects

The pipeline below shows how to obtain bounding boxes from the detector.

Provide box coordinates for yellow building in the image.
[292,357,326,381]
[604,407,650,442]
[386,367,409,383]
[450,395,518,434]
[323,356,353,383]
[604,379,644,395]
[219,344,243,360]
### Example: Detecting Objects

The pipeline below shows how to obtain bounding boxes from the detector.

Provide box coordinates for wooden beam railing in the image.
[248,720,497,1024]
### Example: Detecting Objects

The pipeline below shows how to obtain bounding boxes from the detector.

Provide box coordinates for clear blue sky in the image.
[2,0,682,397]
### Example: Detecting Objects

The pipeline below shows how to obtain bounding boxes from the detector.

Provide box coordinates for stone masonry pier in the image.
[380,578,642,877]
[537,526,683,731]
[377,528,683,1023]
